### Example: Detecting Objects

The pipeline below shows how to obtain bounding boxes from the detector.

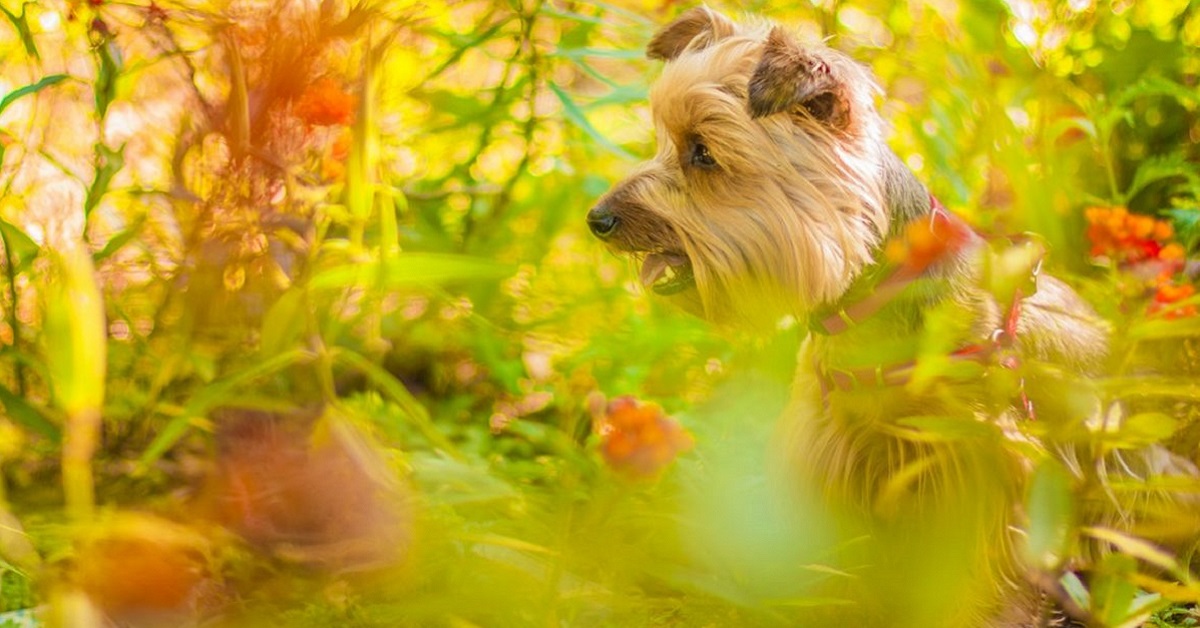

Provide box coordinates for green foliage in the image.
[0,0,1197,626]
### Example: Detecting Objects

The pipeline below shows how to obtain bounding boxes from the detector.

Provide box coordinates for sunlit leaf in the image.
[1124,152,1200,203]
[0,74,67,118]
[92,213,146,262]
[1165,207,1200,252]
[1115,76,1198,110]
[258,288,307,359]
[0,4,38,59]
[1128,315,1200,340]
[551,47,644,60]
[331,348,463,460]
[137,349,311,469]
[1090,553,1139,627]
[84,143,125,219]
[1024,460,1073,570]
[1100,376,1200,399]
[94,38,122,118]
[0,383,58,442]
[422,18,511,82]
[345,35,379,246]
[0,217,38,265]
[548,82,635,160]
[1115,412,1179,446]
[890,415,998,442]
[1083,527,1183,576]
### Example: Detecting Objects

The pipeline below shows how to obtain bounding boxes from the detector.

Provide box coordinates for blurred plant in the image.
[0,0,1195,625]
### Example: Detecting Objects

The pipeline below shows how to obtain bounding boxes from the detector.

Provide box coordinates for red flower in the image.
[598,396,693,478]
[1084,206,1180,267]
[295,78,356,127]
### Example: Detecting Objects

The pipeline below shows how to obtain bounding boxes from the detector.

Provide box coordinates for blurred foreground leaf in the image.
[43,246,107,520]
[1024,460,1073,570]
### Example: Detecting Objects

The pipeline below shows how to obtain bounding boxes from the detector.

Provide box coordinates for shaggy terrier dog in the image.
[589,7,1194,626]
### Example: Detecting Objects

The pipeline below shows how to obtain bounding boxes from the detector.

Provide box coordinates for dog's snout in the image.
[587,204,620,240]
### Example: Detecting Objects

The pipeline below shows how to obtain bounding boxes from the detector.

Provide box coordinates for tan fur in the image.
[590,8,1195,626]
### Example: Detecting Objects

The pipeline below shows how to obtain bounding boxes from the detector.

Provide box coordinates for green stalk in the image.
[0,229,25,395]
[346,28,379,249]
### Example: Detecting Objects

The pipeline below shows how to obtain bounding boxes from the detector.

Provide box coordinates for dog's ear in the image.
[646,6,736,61]
[748,27,850,128]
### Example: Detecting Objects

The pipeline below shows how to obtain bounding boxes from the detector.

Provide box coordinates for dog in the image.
[588,7,1196,626]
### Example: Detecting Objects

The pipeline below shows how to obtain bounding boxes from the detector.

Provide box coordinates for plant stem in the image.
[0,230,25,395]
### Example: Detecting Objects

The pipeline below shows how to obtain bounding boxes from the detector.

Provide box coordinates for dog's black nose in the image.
[587,205,619,239]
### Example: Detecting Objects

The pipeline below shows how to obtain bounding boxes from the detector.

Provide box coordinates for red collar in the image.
[808,195,976,336]
[810,195,1044,419]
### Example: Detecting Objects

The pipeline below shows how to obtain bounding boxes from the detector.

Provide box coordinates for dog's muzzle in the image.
[586,203,620,240]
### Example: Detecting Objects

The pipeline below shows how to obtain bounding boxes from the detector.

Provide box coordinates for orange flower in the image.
[1084,205,1179,265]
[1159,243,1186,263]
[1148,277,1198,319]
[885,212,972,271]
[295,78,356,127]
[598,396,693,478]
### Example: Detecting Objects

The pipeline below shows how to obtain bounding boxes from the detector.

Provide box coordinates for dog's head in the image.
[588,8,892,326]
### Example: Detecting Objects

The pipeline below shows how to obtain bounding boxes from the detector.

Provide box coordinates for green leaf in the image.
[892,415,999,442]
[137,349,311,469]
[1090,553,1139,626]
[1165,207,1200,252]
[1024,460,1073,570]
[1124,152,1200,203]
[548,81,635,160]
[1115,76,1198,110]
[0,74,67,118]
[1101,376,1200,400]
[1129,316,1200,340]
[309,253,513,292]
[331,348,463,460]
[84,143,125,218]
[259,288,306,358]
[1117,412,1179,446]
[423,18,511,82]
[551,47,644,60]
[0,383,59,442]
[1084,526,1184,577]
[92,213,145,262]
[0,5,39,59]
[94,39,122,118]
[0,218,39,266]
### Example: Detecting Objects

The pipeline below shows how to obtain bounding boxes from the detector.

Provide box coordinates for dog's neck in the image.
[806,151,985,371]
[881,148,933,236]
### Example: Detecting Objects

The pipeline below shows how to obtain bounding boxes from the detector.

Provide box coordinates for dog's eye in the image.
[690,141,717,169]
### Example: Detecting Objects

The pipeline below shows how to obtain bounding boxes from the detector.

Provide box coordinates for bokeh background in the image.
[0,0,1198,625]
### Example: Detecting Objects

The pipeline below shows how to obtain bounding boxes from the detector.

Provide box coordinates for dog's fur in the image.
[589,8,1195,626]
